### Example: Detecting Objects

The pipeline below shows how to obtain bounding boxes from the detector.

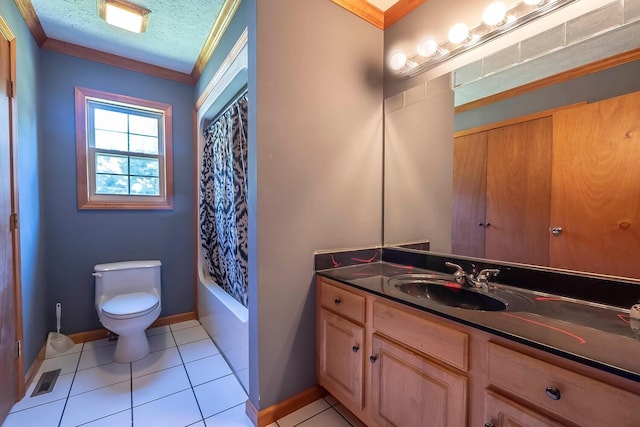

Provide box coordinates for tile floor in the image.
[2,320,364,427]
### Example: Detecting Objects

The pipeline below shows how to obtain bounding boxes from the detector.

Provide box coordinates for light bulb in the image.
[389,51,408,71]
[483,2,507,26]
[417,38,439,57]
[448,23,470,44]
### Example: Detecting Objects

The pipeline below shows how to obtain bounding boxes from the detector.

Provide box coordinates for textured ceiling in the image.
[30,0,225,74]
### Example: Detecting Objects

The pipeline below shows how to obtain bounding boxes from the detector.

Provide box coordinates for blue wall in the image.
[40,51,195,334]
[0,1,47,372]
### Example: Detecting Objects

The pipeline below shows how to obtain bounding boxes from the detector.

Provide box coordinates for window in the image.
[75,87,173,209]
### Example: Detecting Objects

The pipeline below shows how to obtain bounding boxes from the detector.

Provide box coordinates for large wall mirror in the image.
[383,0,640,281]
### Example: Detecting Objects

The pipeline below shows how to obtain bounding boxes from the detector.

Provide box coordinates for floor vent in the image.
[31,369,61,397]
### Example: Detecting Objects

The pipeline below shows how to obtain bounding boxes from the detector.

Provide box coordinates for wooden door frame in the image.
[0,14,25,400]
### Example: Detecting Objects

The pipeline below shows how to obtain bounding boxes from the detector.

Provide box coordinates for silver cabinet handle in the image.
[550,226,563,236]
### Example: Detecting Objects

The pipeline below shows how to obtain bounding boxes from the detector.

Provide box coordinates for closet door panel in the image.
[452,132,487,257]
[550,91,640,277]
[485,117,552,265]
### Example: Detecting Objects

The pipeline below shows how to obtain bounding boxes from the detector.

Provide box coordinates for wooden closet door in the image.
[550,91,640,277]
[452,132,487,257]
[485,117,552,265]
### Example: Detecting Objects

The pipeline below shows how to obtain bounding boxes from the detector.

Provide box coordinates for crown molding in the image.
[384,0,425,28]
[14,0,46,45]
[42,38,193,85]
[331,0,425,30]
[331,0,385,29]
[190,0,242,83]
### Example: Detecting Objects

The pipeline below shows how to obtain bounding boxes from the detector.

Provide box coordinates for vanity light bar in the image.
[392,0,579,77]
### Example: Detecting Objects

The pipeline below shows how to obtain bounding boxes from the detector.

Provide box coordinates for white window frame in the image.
[75,87,173,210]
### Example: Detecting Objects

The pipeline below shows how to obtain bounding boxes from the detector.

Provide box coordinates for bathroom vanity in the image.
[315,249,640,427]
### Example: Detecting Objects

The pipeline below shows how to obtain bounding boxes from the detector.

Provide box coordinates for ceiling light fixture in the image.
[389,0,579,77]
[99,0,151,33]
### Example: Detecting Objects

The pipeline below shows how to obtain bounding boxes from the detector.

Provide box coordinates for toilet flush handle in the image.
[92,272,102,277]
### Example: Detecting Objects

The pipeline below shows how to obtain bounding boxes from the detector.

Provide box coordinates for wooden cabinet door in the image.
[317,308,364,409]
[370,334,467,427]
[485,117,552,265]
[484,389,565,427]
[452,131,487,257]
[550,91,640,277]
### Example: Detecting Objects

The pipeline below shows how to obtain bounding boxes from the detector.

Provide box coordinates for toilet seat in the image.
[101,292,160,320]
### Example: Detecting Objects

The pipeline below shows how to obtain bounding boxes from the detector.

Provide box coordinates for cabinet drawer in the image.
[487,343,640,427]
[485,389,564,427]
[319,280,365,324]
[373,301,468,372]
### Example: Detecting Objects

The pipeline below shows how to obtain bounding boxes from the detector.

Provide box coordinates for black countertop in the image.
[316,260,640,382]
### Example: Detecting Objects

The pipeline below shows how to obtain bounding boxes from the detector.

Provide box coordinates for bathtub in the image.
[195,28,249,394]
[197,267,249,393]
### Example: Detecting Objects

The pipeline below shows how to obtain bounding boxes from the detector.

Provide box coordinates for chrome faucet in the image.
[445,262,468,284]
[445,262,499,290]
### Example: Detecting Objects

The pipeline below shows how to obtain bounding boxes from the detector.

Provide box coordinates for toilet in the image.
[93,260,162,363]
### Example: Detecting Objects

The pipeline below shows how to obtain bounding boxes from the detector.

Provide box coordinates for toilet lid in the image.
[101,292,159,319]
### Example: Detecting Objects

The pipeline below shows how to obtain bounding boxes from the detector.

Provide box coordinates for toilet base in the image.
[113,331,150,363]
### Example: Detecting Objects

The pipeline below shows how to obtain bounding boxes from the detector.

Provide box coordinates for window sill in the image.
[78,199,174,210]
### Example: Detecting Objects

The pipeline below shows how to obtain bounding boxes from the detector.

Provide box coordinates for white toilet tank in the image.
[94,260,161,309]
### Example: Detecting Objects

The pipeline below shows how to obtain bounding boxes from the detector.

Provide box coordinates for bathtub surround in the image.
[198,280,249,393]
[200,92,249,308]
[194,25,250,399]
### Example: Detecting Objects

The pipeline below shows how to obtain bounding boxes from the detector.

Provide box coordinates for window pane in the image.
[129,115,158,137]
[96,153,128,175]
[96,174,129,194]
[130,157,159,177]
[95,130,129,151]
[130,134,159,154]
[130,177,160,196]
[94,108,128,132]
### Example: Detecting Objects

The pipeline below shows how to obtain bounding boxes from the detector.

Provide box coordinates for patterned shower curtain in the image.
[199,93,248,307]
